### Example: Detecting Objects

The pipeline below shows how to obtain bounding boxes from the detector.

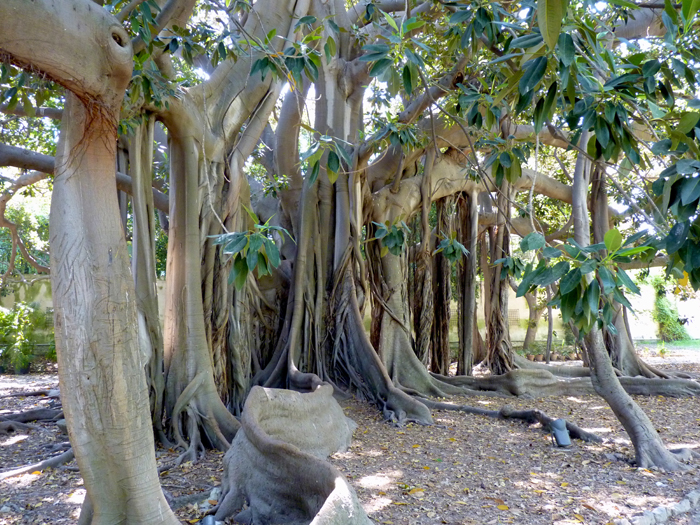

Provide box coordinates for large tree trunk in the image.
[163,135,240,458]
[431,197,452,375]
[129,116,168,444]
[53,95,178,524]
[1,1,178,520]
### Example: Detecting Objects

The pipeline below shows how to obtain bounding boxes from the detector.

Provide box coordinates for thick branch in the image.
[0,143,55,173]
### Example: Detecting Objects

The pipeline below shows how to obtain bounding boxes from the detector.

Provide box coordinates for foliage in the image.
[212,206,293,290]
[0,301,47,371]
[649,275,691,341]
[433,231,469,265]
[0,203,49,278]
[371,219,411,257]
[502,229,652,337]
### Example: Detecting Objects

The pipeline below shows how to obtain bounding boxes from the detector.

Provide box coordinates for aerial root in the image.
[418,398,602,443]
[0,449,74,480]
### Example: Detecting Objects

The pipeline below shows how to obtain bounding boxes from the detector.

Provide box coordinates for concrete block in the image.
[669,499,691,516]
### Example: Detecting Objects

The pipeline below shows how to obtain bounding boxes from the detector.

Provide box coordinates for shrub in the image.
[649,277,689,342]
[0,302,47,372]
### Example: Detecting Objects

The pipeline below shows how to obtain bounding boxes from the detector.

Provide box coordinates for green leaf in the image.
[369,58,393,77]
[681,176,700,205]
[682,0,700,25]
[510,33,544,49]
[263,238,280,268]
[598,266,616,294]
[560,290,578,322]
[613,287,633,310]
[560,267,582,295]
[225,233,248,255]
[616,246,652,257]
[327,150,340,183]
[538,0,564,50]
[247,234,264,270]
[556,33,575,67]
[520,232,545,252]
[519,57,548,95]
[383,10,399,32]
[543,246,563,258]
[533,96,546,133]
[308,160,320,184]
[232,256,249,290]
[595,117,610,149]
[604,228,623,253]
[678,112,700,134]
[585,280,600,315]
[403,65,413,95]
[666,221,690,253]
[324,37,336,62]
[616,267,640,295]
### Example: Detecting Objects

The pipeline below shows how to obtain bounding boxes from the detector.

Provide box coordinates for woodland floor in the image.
[1,346,699,525]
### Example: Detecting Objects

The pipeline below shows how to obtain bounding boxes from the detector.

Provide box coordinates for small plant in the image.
[658,341,668,358]
[370,218,410,257]
[433,231,469,265]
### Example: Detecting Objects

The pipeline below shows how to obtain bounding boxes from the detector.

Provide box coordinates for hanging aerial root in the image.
[418,398,602,443]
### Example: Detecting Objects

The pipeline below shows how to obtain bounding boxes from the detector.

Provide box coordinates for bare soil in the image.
[1,348,699,525]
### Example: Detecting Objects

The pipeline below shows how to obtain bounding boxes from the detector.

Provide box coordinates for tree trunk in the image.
[574,143,686,470]
[129,116,168,444]
[163,135,240,459]
[457,190,479,375]
[485,184,514,374]
[522,290,542,353]
[431,197,451,375]
[52,94,178,524]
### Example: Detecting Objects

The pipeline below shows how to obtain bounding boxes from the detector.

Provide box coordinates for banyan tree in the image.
[2,0,700,520]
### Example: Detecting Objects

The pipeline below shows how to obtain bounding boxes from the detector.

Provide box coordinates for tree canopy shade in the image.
[2,0,700,521]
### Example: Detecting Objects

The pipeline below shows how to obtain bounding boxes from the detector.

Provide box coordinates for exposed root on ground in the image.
[432,368,700,398]
[169,371,240,464]
[0,388,59,399]
[0,420,34,435]
[0,449,74,480]
[418,398,602,442]
[0,408,63,422]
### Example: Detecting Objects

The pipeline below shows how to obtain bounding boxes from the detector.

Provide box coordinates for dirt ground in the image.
[1,347,699,525]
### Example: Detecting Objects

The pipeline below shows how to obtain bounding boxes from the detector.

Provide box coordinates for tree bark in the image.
[52,94,178,523]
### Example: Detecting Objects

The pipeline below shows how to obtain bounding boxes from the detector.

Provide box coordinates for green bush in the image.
[0,302,47,372]
[649,277,690,342]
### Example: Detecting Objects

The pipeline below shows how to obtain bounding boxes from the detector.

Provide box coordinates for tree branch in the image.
[0,103,63,120]
[0,142,169,212]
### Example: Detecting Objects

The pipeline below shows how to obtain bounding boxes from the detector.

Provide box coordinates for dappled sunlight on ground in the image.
[0,434,28,447]
[331,380,700,525]
[1,356,700,524]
